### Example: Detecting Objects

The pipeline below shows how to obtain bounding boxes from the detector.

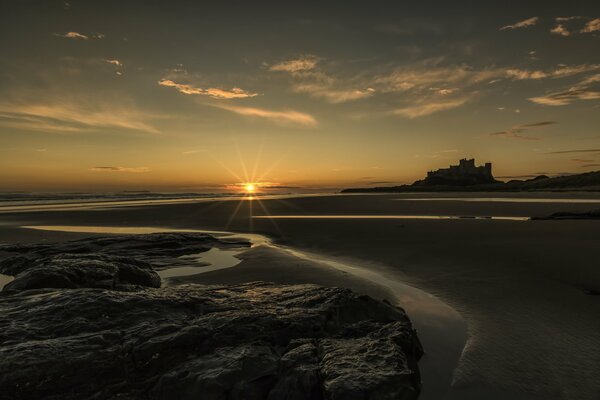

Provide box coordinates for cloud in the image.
[105,59,123,76]
[269,56,318,73]
[581,18,600,33]
[571,158,594,163]
[581,164,600,169]
[506,69,548,80]
[293,84,375,103]
[181,149,206,155]
[270,57,374,104]
[90,166,150,173]
[529,70,600,106]
[529,89,600,106]
[53,32,105,40]
[490,121,556,140]
[158,79,258,99]
[547,149,600,154]
[551,24,571,36]
[500,17,539,31]
[54,31,89,39]
[392,96,472,118]
[374,63,501,92]
[556,16,583,22]
[0,101,159,134]
[506,64,600,80]
[105,59,123,67]
[212,104,317,126]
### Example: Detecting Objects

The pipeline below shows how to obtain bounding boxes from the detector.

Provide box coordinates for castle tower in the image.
[485,162,492,176]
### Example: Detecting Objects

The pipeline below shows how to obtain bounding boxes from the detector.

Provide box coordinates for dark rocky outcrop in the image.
[0,253,160,292]
[343,169,600,193]
[532,209,600,220]
[0,233,423,400]
[0,282,423,400]
[0,232,250,269]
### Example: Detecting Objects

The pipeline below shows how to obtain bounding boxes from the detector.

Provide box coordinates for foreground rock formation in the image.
[0,233,423,400]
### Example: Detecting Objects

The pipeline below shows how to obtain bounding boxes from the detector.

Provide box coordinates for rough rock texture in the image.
[0,232,250,269]
[0,282,422,400]
[0,253,160,292]
[0,233,422,399]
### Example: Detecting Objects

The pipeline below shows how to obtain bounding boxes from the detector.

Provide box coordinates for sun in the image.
[244,183,256,193]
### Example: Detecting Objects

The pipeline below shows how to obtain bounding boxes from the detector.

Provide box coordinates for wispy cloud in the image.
[551,24,571,36]
[490,121,556,140]
[529,72,600,106]
[90,166,150,173]
[212,104,317,126]
[571,158,594,163]
[269,56,318,72]
[181,149,206,155]
[54,31,89,39]
[500,17,539,31]
[105,59,122,67]
[581,164,600,169]
[393,96,472,118]
[506,64,600,80]
[270,57,375,104]
[372,61,498,116]
[529,89,600,106]
[53,32,104,40]
[581,18,600,33]
[556,16,584,22]
[0,101,159,134]
[547,149,600,154]
[293,84,375,103]
[158,79,258,99]
[374,63,501,92]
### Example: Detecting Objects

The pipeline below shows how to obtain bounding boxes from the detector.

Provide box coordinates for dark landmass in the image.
[532,209,600,220]
[0,233,423,400]
[343,165,600,193]
[413,158,497,186]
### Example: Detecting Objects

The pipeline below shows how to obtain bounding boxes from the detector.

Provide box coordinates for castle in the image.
[415,158,496,186]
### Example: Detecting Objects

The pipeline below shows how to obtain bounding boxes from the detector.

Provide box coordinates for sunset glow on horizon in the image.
[1,2,600,192]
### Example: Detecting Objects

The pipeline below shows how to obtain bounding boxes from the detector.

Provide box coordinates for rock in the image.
[532,209,600,220]
[0,282,423,400]
[0,253,160,292]
[0,232,251,269]
[0,233,422,399]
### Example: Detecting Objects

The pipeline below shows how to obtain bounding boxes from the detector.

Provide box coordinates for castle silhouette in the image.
[415,158,497,186]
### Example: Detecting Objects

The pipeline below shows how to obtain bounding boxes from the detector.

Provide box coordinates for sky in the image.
[1,0,600,192]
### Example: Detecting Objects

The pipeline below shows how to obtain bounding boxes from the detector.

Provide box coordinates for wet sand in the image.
[1,192,600,399]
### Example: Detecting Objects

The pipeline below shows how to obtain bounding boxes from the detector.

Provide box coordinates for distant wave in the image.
[0,192,236,207]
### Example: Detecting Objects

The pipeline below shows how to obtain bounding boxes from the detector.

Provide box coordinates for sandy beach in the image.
[1,192,600,399]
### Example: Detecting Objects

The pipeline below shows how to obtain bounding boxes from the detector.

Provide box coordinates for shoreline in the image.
[2,224,466,399]
[1,193,599,399]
